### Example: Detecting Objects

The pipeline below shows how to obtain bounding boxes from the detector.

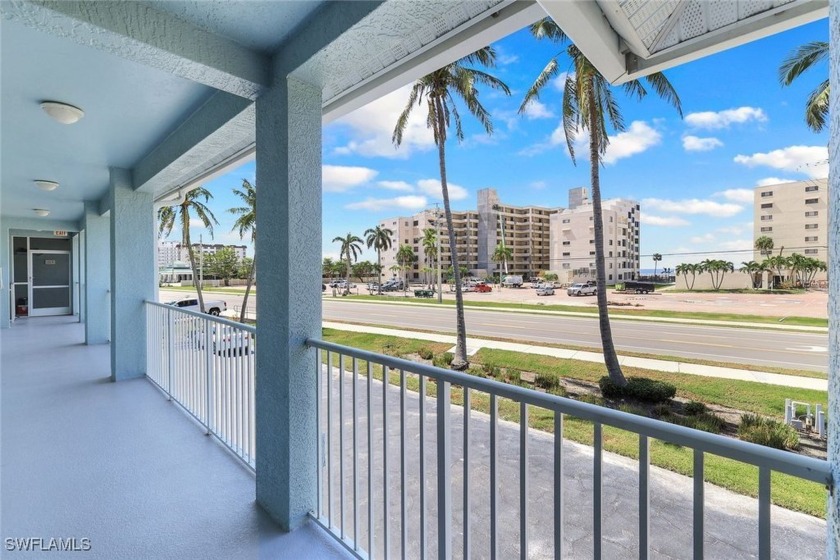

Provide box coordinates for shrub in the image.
[670,412,726,434]
[418,347,434,360]
[535,372,560,391]
[683,401,707,416]
[599,376,677,403]
[432,352,453,369]
[506,368,522,385]
[738,414,799,450]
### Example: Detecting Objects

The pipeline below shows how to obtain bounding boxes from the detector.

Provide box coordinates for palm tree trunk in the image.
[182,207,206,313]
[345,254,352,296]
[377,249,382,292]
[239,258,255,323]
[435,97,468,370]
[588,85,626,386]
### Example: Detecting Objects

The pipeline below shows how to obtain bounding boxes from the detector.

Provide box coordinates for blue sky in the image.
[170,17,829,272]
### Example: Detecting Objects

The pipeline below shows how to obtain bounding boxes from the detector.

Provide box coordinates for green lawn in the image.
[321,328,828,518]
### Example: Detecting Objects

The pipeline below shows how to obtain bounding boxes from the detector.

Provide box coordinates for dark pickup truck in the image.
[622,281,655,294]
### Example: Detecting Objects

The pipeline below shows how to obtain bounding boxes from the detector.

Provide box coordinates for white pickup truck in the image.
[166,296,227,316]
[566,282,597,297]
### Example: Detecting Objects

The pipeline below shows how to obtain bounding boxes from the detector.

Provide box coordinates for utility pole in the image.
[435,204,443,303]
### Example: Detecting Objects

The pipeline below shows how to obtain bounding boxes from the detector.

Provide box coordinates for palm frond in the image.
[519,58,560,114]
[529,18,568,42]
[622,80,646,101]
[805,79,830,133]
[644,72,683,117]
[779,41,828,85]
[460,46,497,68]
[393,83,423,146]
[562,73,580,164]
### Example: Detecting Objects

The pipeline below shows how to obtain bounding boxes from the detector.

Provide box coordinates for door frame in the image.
[28,249,73,316]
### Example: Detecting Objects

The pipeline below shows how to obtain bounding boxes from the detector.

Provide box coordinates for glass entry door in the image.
[29,250,72,316]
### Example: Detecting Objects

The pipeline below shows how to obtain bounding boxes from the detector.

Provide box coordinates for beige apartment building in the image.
[379,187,639,285]
[549,188,640,284]
[753,178,828,278]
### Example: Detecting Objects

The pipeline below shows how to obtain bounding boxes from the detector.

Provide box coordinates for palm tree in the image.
[491,243,512,288]
[158,186,218,313]
[364,225,394,292]
[675,263,700,290]
[754,235,775,259]
[739,261,765,289]
[421,228,438,289]
[652,253,662,280]
[521,19,682,386]
[393,47,510,370]
[333,233,363,295]
[396,244,417,296]
[779,41,829,133]
[763,254,791,289]
[700,259,734,290]
[229,178,256,322]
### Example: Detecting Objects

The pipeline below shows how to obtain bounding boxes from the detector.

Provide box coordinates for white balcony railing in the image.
[306,339,831,560]
[145,301,256,470]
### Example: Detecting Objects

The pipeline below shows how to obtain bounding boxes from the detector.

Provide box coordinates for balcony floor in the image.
[1,316,349,560]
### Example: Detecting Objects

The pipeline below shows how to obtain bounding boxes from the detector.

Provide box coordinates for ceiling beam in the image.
[1,0,269,99]
[321,0,545,123]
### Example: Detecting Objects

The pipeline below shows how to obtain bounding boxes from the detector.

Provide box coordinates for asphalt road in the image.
[159,290,828,373]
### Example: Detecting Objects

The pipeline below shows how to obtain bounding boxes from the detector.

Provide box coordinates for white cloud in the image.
[322,165,378,192]
[642,198,744,218]
[602,121,662,164]
[377,180,414,192]
[713,189,753,203]
[685,106,767,129]
[495,45,519,66]
[345,196,428,212]
[716,223,751,236]
[682,135,723,152]
[521,100,554,120]
[189,218,205,228]
[718,239,754,251]
[331,85,435,159]
[755,177,797,187]
[551,72,573,91]
[690,233,716,244]
[734,145,828,179]
[416,179,468,201]
[640,213,690,227]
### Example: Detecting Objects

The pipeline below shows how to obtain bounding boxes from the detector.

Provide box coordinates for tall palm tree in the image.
[333,233,363,295]
[754,235,775,259]
[421,228,438,289]
[229,178,256,322]
[396,244,417,296]
[393,47,510,370]
[491,243,512,288]
[779,41,829,133]
[521,19,682,386]
[158,186,218,313]
[364,225,394,291]
[652,253,662,280]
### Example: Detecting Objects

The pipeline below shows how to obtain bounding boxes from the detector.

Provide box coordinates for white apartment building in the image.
[179,243,248,263]
[549,187,640,283]
[157,240,180,268]
[753,178,828,274]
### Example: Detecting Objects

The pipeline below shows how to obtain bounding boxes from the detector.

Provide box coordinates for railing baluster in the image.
[316,348,322,520]
[594,422,603,560]
[353,357,360,551]
[463,388,471,560]
[554,412,564,560]
[437,380,452,560]
[382,364,390,559]
[400,369,407,558]
[340,352,345,540]
[367,361,374,559]
[490,394,498,560]
[327,351,333,528]
[693,450,704,560]
[639,435,650,560]
[204,320,212,435]
[167,310,174,399]
[520,402,528,559]
[419,374,427,558]
[758,467,771,560]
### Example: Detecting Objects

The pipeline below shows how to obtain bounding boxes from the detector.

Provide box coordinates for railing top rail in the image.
[307,338,832,486]
[146,300,257,334]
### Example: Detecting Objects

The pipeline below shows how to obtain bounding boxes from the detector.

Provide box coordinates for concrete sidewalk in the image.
[322,321,828,392]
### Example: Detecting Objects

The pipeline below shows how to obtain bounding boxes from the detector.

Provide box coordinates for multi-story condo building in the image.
[157,240,181,268]
[753,178,828,277]
[549,187,640,283]
[179,243,248,263]
[380,188,643,283]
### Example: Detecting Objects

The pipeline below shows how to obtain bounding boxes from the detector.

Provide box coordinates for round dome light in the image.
[33,209,50,217]
[40,101,85,124]
[34,180,59,191]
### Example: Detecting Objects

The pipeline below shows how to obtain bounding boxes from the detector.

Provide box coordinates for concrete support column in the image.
[828,0,839,554]
[83,201,110,344]
[254,76,322,531]
[109,169,155,381]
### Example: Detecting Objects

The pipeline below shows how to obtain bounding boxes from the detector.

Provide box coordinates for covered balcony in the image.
[2,1,838,559]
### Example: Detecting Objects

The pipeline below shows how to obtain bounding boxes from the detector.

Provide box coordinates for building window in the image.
[805,198,819,205]
[609,251,613,257]
[609,274,613,281]
[589,239,595,244]
[760,215,772,221]
[805,211,819,217]
[760,203,773,209]
[805,236,818,242]
[804,249,819,255]
[589,216,593,221]
[805,224,819,230]
[760,191,773,197]
[609,240,613,245]
[760,227,772,232]
[562,241,570,246]
[805,185,819,192]
[562,252,570,257]
[561,263,570,269]
[589,251,595,256]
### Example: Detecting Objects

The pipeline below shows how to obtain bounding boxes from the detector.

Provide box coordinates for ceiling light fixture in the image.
[33,208,51,217]
[40,101,85,124]
[34,180,59,191]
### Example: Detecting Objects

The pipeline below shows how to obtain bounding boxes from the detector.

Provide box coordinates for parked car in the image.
[567,282,597,296]
[473,282,492,293]
[166,297,227,316]
[501,275,524,288]
[380,279,404,291]
[536,285,555,296]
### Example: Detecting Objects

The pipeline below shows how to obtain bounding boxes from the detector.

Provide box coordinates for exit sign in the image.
[53,230,68,237]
